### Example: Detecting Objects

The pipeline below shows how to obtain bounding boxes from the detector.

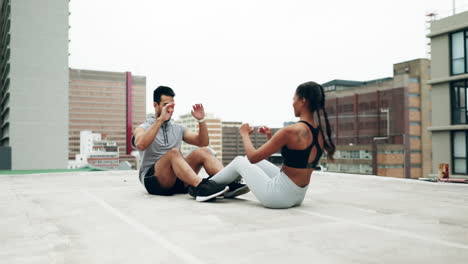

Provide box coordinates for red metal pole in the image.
[335,97,339,145]
[354,93,359,144]
[126,72,133,155]
[377,90,381,137]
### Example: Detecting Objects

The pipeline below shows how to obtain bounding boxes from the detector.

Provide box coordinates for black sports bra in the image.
[281,121,323,169]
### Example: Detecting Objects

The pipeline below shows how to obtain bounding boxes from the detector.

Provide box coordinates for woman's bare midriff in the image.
[281,165,314,188]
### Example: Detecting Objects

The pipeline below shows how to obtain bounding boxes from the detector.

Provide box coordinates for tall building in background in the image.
[69,69,146,167]
[0,0,69,169]
[221,122,280,166]
[177,113,222,161]
[428,11,468,179]
[320,58,432,179]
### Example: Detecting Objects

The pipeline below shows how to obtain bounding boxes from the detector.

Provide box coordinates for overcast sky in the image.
[69,0,468,127]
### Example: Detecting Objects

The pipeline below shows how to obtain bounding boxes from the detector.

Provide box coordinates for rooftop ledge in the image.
[428,124,468,131]
[1,170,467,263]
[428,73,468,85]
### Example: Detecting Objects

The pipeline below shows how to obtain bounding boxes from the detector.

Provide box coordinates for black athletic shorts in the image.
[143,163,189,196]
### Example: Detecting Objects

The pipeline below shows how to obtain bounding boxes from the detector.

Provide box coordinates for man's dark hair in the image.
[153,86,175,104]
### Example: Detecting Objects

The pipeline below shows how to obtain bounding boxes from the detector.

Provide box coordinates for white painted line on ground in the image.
[83,191,206,264]
[0,186,135,198]
[242,197,468,250]
[296,208,468,250]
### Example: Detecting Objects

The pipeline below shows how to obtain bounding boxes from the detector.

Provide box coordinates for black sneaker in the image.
[187,181,219,198]
[224,182,250,198]
[188,178,229,202]
[188,185,196,198]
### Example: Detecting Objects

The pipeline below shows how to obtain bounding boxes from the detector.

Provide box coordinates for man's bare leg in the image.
[184,147,248,198]
[153,148,202,188]
[185,147,224,176]
[151,147,229,201]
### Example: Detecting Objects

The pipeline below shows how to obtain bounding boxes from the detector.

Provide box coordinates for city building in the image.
[221,121,242,166]
[68,130,119,170]
[221,121,281,166]
[320,58,432,179]
[69,69,146,168]
[0,0,69,169]
[177,113,222,160]
[428,10,468,179]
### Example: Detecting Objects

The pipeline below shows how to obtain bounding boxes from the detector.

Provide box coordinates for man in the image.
[133,86,249,201]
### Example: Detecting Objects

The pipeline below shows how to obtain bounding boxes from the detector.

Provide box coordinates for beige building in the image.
[428,11,468,179]
[69,69,146,167]
[177,113,222,161]
[321,58,432,179]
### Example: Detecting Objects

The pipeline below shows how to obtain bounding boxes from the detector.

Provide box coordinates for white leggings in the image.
[210,156,309,209]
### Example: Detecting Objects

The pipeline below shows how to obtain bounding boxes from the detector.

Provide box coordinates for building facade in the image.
[177,113,222,161]
[428,11,468,179]
[68,130,119,170]
[0,0,69,169]
[320,58,432,179]
[221,121,281,166]
[69,69,146,167]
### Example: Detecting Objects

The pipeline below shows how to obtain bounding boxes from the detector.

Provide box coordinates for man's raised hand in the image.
[159,102,175,122]
[191,104,205,120]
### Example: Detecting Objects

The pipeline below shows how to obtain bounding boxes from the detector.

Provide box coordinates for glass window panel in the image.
[454,131,466,157]
[452,86,460,123]
[461,88,466,108]
[454,159,467,174]
[453,87,459,106]
[453,59,465,74]
[466,33,468,72]
[465,82,468,109]
[452,32,464,59]
[460,111,466,123]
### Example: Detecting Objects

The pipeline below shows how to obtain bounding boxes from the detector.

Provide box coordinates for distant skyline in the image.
[69,0,468,127]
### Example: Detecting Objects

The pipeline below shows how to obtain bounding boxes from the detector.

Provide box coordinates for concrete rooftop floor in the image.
[1,170,468,264]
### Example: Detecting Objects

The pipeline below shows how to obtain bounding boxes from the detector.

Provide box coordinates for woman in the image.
[208,81,335,208]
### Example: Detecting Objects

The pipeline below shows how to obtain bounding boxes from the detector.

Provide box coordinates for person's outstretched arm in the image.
[183,104,209,147]
[240,123,290,164]
[134,103,174,150]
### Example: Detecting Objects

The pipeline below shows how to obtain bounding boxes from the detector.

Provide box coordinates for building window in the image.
[450,30,467,75]
[451,80,468,124]
[452,131,468,174]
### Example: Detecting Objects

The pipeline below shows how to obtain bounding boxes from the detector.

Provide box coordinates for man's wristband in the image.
[198,118,205,123]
